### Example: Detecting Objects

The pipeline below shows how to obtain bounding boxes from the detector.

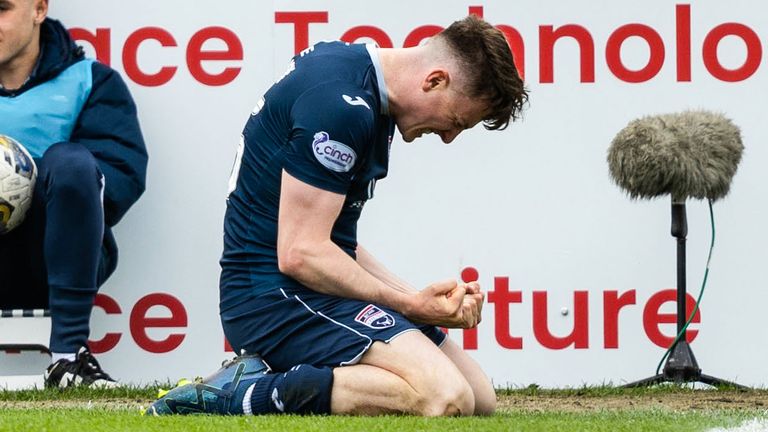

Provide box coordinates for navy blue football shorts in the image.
[220,286,447,372]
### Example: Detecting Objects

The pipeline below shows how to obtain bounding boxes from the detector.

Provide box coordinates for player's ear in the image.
[34,0,49,24]
[421,69,449,92]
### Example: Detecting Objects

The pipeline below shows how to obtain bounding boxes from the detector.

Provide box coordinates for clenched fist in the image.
[403,279,485,329]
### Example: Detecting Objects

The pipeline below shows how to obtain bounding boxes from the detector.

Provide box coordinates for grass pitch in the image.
[1,386,766,432]
[1,409,762,432]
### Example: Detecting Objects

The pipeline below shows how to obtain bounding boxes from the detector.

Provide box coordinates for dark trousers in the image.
[0,142,110,353]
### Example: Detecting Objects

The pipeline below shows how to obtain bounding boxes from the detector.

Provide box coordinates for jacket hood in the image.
[30,18,85,86]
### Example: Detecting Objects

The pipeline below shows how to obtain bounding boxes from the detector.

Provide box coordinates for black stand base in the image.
[624,201,748,390]
[623,340,748,389]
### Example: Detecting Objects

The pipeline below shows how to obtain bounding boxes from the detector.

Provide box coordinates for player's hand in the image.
[448,280,484,328]
[463,281,484,325]
[403,279,484,329]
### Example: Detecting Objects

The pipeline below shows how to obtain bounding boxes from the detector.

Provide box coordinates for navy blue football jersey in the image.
[220,42,395,311]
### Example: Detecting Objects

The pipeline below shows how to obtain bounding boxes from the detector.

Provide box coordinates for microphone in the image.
[607,111,750,389]
[607,110,743,202]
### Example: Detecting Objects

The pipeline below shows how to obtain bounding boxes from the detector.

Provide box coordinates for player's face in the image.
[398,87,488,144]
[0,0,45,73]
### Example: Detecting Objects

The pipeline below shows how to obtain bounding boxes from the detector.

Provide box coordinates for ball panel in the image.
[0,135,37,234]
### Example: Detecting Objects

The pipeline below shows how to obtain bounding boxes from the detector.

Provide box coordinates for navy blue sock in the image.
[248,365,333,415]
[225,375,255,414]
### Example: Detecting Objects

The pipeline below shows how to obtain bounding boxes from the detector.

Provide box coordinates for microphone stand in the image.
[623,198,747,388]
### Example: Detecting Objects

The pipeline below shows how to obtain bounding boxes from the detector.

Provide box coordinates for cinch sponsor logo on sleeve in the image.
[355,304,395,329]
[312,131,356,172]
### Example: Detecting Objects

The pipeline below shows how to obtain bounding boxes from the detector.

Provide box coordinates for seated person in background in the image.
[0,0,148,388]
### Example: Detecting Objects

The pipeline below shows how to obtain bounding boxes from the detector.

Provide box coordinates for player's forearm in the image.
[355,245,417,295]
[279,240,414,313]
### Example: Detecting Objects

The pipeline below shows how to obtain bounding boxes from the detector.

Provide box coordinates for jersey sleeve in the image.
[282,82,377,195]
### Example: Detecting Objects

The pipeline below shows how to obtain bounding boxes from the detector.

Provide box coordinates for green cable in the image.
[655,199,715,376]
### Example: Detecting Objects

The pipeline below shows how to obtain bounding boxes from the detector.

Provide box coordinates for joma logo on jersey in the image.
[312,132,356,172]
[342,94,370,110]
[355,304,395,329]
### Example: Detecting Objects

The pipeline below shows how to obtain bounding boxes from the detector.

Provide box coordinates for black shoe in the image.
[44,346,118,389]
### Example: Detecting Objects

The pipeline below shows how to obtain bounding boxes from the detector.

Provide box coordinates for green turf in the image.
[2,386,766,432]
[2,383,765,401]
[0,384,157,401]
[0,408,763,432]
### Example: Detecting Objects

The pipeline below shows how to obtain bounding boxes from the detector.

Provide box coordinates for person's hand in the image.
[463,281,484,325]
[402,279,484,328]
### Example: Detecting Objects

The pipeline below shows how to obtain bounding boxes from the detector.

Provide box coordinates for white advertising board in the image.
[46,0,767,387]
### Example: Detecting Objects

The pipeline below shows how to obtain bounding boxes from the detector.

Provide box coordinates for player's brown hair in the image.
[437,15,528,130]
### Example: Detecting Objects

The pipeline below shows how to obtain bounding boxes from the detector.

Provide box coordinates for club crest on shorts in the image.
[312,131,356,173]
[355,304,395,329]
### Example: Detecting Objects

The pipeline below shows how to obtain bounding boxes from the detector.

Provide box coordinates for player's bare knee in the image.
[471,375,497,415]
[416,377,474,417]
[473,391,497,416]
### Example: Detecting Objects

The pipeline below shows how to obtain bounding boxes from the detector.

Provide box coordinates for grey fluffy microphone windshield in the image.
[607,110,743,202]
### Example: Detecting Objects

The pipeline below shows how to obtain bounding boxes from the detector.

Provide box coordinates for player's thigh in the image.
[221,286,444,371]
[440,337,497,415]
[359,331,472,402]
